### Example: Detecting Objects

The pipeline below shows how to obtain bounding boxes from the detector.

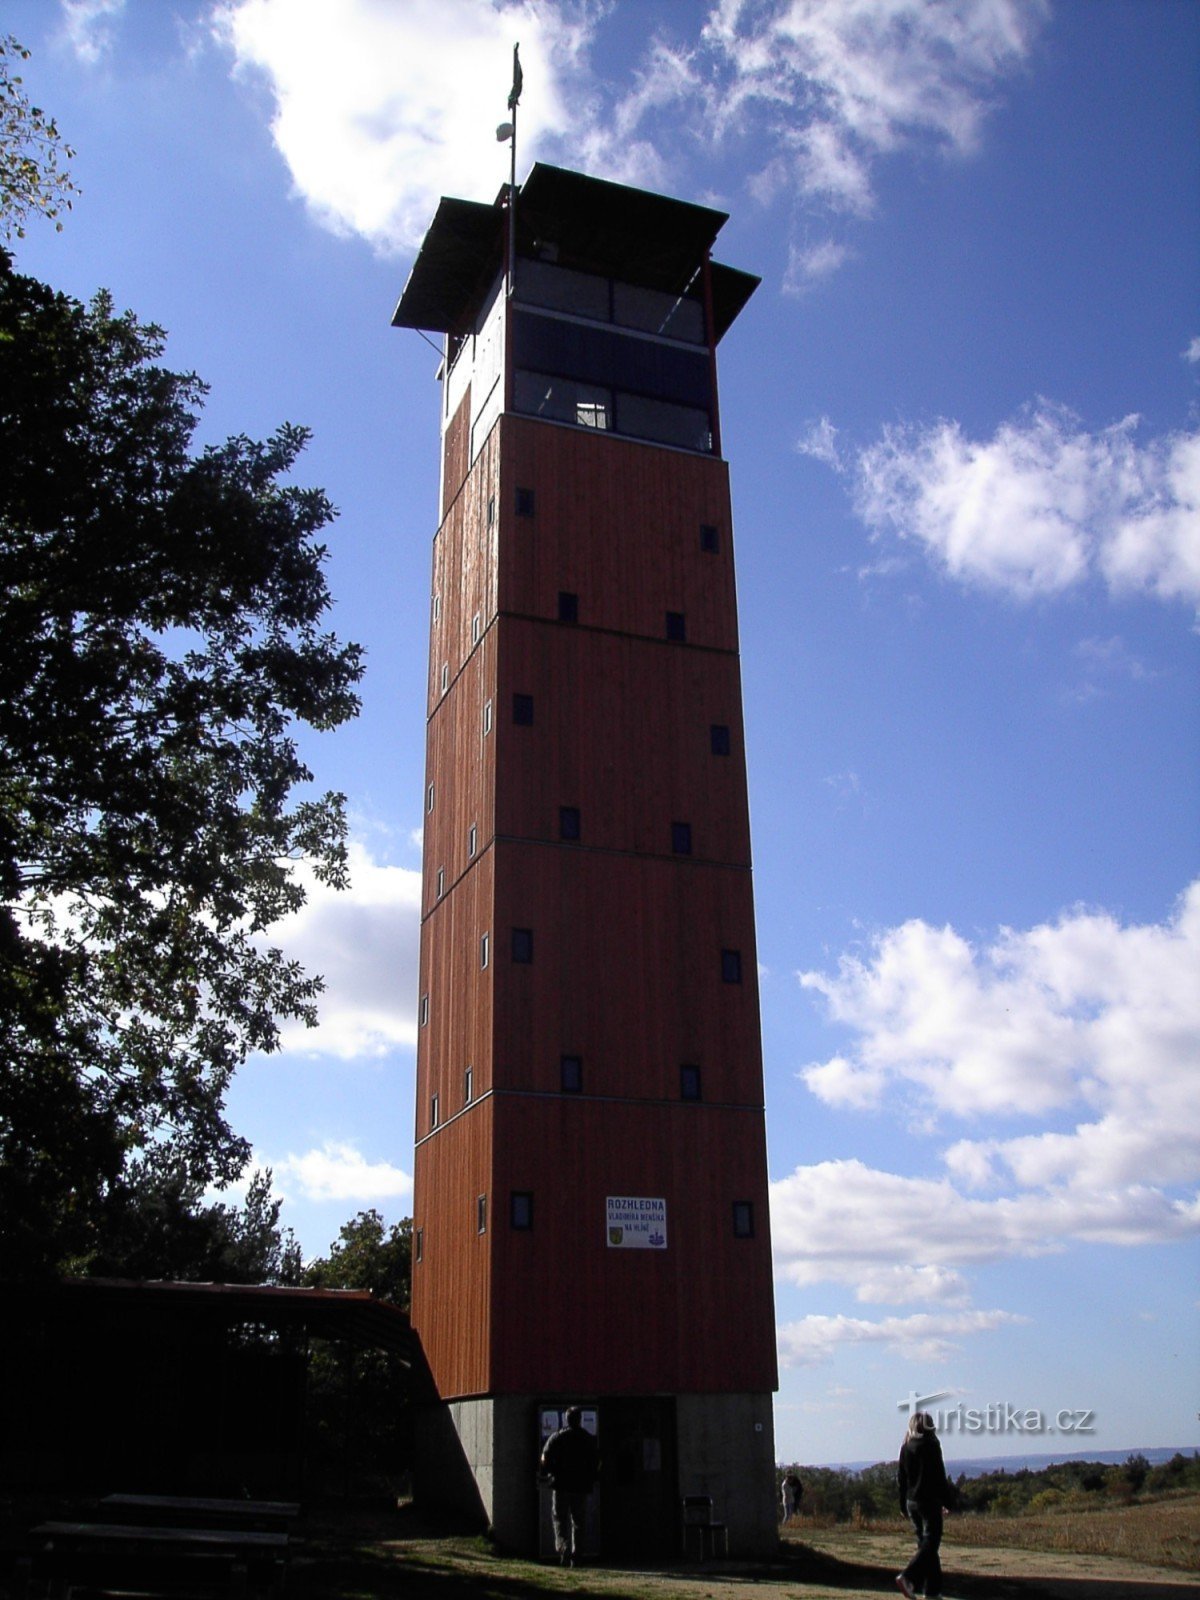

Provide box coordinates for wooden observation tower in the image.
[392,164,777,1558]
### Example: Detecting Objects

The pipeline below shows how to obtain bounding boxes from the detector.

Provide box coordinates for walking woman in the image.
[895,1410,952,1598]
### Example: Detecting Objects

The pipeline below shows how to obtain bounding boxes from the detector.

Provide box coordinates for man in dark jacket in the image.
[540,1407,600,1566]
[896,1411,951,1598]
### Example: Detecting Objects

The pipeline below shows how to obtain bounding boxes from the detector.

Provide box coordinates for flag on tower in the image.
[508,44,523,110]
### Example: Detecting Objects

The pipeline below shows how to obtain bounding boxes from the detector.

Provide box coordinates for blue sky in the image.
[8,0,1198,1468]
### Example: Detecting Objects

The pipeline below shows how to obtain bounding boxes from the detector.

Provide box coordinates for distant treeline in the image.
[778,1450,1200,1522]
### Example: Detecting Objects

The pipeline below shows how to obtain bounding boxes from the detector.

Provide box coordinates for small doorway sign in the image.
[606,1196,667,1249]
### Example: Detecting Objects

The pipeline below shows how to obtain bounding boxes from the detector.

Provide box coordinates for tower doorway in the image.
[597,1397,678,1562]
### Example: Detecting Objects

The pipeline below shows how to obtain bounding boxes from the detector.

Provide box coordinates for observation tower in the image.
[392,163,777,1558]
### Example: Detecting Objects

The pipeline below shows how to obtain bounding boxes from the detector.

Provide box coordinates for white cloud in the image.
[785,238,852,294]
[796,414,845,469]
[211,0,1041,274]
[799,883,1200,1186]
[1184,337,1200,365]
[771,1158,1197,1299]
[213,0,588,254]
[777,1305,1023,1367]
[273,1140,412,1203]
[1072,635,1152,687]
[775,885,1200,1349]
[702,0,1045,214]
[266,841,421,1058]
[850,405,1200,610]
[59,0,125,64]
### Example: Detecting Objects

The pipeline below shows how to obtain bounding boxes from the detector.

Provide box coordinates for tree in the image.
[0,260,363,1279]
[304,1210,414,1494]
[85,1164,304,1285]
[304,1210,412,1309]
[1,35,78,240]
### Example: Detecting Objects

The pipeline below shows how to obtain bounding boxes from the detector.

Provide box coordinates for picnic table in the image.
[31,1515,291,1595]
[99,1493,300,1530]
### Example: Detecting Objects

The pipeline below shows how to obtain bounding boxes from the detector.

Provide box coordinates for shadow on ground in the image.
[288,1516,1200,1600]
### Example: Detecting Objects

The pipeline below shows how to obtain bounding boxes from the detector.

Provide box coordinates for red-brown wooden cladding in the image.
[411,1101,494,1399]
[420,638,497,916]
[415,849,495,1139]
[489,1094,776,1396]
[497,416,742,651]
[428,424,500,715]
[490,843,761,1109]
[441,385,471,520]
[413,402,776,1406]
[495,621,752,866]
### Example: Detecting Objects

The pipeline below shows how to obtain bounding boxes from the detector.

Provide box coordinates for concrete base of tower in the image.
[412,1391,778,1560]
[675,1391,778,1557]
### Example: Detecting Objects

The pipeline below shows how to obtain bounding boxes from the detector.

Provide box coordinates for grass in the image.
[284,1494,1200,1599]
[942,1493,1200,1571]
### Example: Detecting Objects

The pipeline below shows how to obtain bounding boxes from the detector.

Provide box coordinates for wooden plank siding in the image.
[413,401,777,1404]
[440,384,471,520]
[420,637,497,916]
[489,844,762,1110]
[428,423,500,715]
[497,416,741,651]
[494,621,752,866]
[489,1095,776,1396]
[415,848,495,1138]
[411,1101,494,1399]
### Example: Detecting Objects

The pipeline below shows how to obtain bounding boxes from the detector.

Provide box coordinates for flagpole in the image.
[508,93,516,299]
[506,43,521,301]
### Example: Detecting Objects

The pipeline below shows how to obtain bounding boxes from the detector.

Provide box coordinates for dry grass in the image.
[942,1492,1200,1572]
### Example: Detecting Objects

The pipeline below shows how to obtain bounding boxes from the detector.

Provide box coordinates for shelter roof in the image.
[392,163,758,343]
[20,1276,416,1359]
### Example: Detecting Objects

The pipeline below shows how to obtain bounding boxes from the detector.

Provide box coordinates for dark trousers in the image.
[902,1501,943,1596]
[551,1489,588,1558]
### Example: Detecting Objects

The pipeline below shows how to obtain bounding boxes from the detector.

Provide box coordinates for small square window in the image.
[472,612,482,644]
[700,523,720,553]
[710,723,731,756]
[721,948,743,984]
[680,1064,701,1101]
[733,1201,755,1238]
[420,993,429,1027]
[672,821,692,856]
[436,867,445,899]
[464,1065,473,1103]
[483,699,493,735]
[513,692,534,725]
[666,611,687,642]
[516,486,535,517]
[511,1191,533,1230]
[441,662,450,692]
[468,823,478,858]
[480,931,490,969]
[477,1194,488,1234]
[415,1228,423,1263]
[430,1093,439,1130]
[561,1055,583,1093]
[558,591,579,624]
[559,806,581,841]
[512,927,534,964]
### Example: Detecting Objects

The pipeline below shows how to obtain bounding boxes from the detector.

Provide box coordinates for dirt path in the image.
[293,1528,1200,1600]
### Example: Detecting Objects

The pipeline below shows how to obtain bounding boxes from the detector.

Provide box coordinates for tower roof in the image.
[391,163,758,342]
